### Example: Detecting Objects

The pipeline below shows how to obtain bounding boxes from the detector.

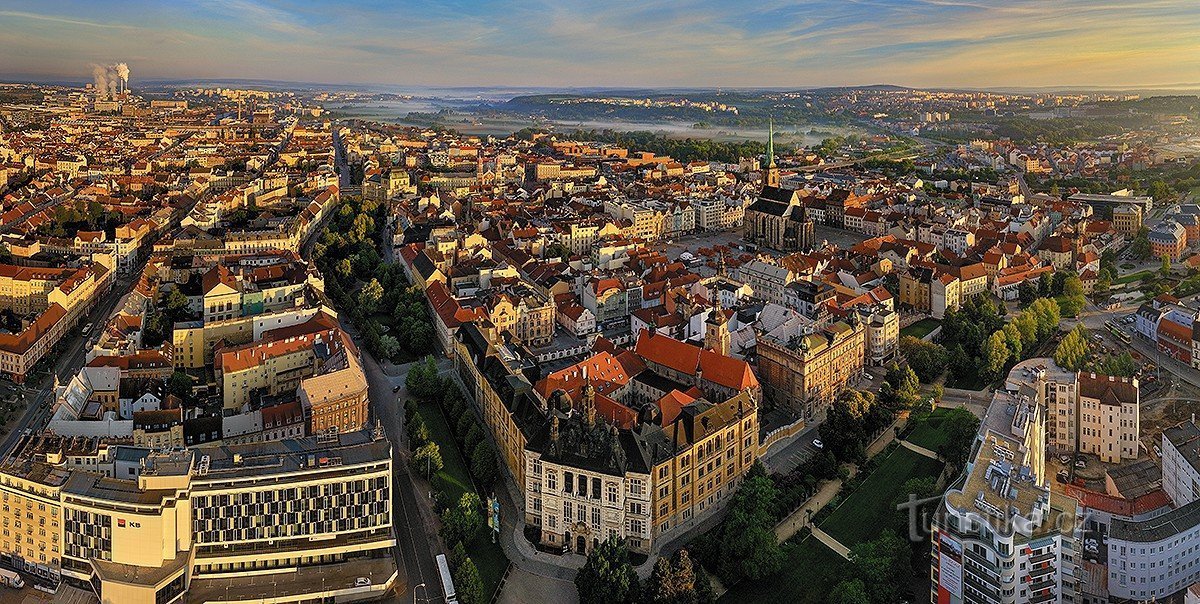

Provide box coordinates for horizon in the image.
[2,0,1198,90]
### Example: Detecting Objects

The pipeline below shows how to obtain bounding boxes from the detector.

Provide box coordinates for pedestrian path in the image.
[811,527,851,560]
[900,438,940,460]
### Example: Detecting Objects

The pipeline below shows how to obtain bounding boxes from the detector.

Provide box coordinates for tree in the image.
[358,278,384,316]
[1131,226,1151,260]
[412,442,442,479]
[1001,323,1024,363]
[889,476,940,536]
[575,536,641,604]
[1149,179,1173,202]
[164,288,189,318]
[646,550,699,604]
[692,562,716,604]
[470,443,498,490]
[982,331,1010,380]
[406,356,440,400]
[848,530,912,604]
[1098,351,1138,377]
[820,390,873,463]
[376,334,399,361]
[440,492,483,548]
[453,558,485,604]
[714,472,783,583]
[899,336,947,383]
[1038,272,1053,297]
[406,410,430,448]
[166,370,192,401]
[938,408,981,468]
[828,579,871,604]
[1063,275,1085,299]
[1018,280,1038,307]
[1054,325,1090,371]
[1162,254,1172,276]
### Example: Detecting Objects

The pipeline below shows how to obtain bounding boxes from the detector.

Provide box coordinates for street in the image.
[356,341,444,604]
[0,267,141,456]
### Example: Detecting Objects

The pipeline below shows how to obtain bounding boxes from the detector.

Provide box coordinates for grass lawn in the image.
[904,408,956,452]
[820,447,945,547]
[1115,270,1154,285]
[416,399,510,598]
[900,318,941,340]
[718,538,851,604]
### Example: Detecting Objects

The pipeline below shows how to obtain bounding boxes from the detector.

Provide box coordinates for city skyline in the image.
[1,0,1199,90]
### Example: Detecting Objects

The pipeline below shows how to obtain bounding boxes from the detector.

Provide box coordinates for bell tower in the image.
[705,293,731,356]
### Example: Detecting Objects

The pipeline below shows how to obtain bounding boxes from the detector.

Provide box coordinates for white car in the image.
[812,439,824,449]
[354,577,371,587]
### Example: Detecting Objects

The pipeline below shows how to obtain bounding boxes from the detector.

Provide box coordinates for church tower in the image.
[765,118,780,188]
[705,293,731,356]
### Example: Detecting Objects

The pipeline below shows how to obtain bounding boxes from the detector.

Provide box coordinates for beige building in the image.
[0,430,396,604]
[757,316,866,418]
[527,387,758,556]
[1008,359,1140,463]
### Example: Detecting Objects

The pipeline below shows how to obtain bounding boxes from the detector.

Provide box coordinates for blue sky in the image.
[1,0,1198,88]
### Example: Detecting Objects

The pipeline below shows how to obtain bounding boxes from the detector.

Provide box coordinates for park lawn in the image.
[718,538,851,604]
[901,318,941,339]
[1115,270,1154,285]
[416,399,510,598]
[904,408,955,452]
[820,446,945,547]
[416,398,473,503]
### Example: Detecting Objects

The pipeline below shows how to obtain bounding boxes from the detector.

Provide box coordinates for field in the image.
[820,446,945,547]
[1115,270,1154,285]
[417,399,510,598]
[718,537,851,604]
[900,318,941,339]
[903,408,956,452]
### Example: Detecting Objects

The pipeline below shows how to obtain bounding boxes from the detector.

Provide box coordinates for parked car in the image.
[354,577,371,587]
[812,439,824,449]
[392,385,401,393]
[1059,455,1071,464]
[1076,459,1087,469]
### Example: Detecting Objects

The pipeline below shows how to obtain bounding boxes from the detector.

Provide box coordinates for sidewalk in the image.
[811,528,851,560]
[900,439,940,460]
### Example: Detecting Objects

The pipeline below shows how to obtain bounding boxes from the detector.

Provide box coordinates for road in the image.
[356,350,442,604]
[0,266,140,456]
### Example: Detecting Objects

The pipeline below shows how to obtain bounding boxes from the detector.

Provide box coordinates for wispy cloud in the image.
[0,0,1196,88]
[0,10,135,29]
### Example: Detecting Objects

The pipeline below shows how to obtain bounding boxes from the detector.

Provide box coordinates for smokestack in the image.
[115,63,130,95]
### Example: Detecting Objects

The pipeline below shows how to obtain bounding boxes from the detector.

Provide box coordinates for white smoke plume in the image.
[90,62,130,99]
[91,63,109,99]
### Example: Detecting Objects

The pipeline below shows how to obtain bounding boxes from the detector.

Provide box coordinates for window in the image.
[607,483,619,505]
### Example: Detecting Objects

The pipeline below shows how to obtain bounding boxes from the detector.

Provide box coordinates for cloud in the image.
[0,0,1197,88]
[0,10,135,29]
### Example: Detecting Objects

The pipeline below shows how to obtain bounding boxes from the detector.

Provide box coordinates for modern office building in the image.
[0,430,396,604]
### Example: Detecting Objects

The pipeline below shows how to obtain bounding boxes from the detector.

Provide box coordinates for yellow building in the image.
[1113,204,1143,235]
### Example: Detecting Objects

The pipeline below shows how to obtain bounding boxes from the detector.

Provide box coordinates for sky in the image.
[1,0,1198,90]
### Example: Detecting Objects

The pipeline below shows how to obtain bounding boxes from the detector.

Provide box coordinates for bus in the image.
[436,553,457,604]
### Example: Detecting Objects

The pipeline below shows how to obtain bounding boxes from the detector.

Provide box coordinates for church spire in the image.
[767,117,776,168]
[765,117,780,188]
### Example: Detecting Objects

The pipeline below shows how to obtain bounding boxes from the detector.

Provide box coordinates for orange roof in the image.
[0,303,65,355]
[535,351,631,401]
[699,348,759,391]
[635,329,700,376]
[656,389,695,426]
